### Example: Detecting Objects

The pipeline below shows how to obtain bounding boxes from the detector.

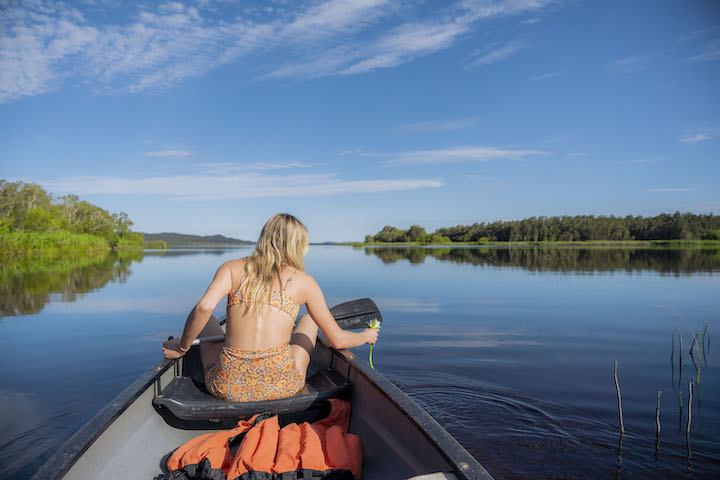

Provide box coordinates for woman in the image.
[162,213,379,402]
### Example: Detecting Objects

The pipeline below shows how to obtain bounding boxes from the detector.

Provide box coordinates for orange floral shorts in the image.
[204,343,304,402]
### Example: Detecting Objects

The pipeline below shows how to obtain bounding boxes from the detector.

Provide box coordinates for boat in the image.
[30,299,495,480]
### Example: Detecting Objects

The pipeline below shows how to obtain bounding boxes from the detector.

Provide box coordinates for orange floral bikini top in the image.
[227,270,300,319]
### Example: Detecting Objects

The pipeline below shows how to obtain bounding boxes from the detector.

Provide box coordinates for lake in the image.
[1,245,719,479]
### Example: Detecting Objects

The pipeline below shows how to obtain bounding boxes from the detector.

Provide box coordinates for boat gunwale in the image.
[28,357,176,480]
[322,336,494,480]
[30,338,495,480]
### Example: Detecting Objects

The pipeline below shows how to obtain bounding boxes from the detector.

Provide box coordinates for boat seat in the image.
[153,368,350,422]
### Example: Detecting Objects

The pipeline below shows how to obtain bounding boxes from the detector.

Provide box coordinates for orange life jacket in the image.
[166,399,363,480]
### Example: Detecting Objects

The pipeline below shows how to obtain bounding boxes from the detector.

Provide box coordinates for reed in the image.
[679,331,683,392]
[671,329,676,388]
[659,305,696,340]
[686,378,693,438]
[656,391,662,435]
[663,303,706,384]
[0,231,110,260]
[614,361,624,435]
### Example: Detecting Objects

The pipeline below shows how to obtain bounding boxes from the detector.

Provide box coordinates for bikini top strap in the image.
[283,269,296,292]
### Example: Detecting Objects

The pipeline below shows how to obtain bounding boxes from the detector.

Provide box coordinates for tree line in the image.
[365,246,720,275]
[365,212,720,243]
[0,179,143,250]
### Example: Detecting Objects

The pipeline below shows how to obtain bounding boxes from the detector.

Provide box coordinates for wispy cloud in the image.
[676,25,720,43]
[529,70,563,81]
[351,146,548,165]
[689,203,720,212]
[340,21,470,75]
[145,150,197,158]
[687,39,720,63]
[278,0,392,42]
[644,187,694,193]
[41,172,444,200]
[628,157,662,165]
[391,118,479,135]
[607,55,649,75]
[467,41,526,67]
[200,161,321,173]
[679,127,720,143]
[0,0,557,102]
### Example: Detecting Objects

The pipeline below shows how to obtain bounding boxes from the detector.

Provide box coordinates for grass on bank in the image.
[0,231,164,263]
[0,231,112,260]
[143,240,169,249]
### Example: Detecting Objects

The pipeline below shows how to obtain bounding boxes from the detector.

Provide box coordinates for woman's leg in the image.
[290,314,319,380]
[198,315,225,371]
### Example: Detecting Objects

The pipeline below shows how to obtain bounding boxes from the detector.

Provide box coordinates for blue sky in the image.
[1,0,719,242]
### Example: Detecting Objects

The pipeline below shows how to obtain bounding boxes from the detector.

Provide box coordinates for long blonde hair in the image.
[238,213,309,313]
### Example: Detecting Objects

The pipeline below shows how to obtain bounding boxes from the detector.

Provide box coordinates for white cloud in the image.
[687,39,720,63]
[279,0,391,42]
[628,157,662,165]
[145,150,197,158]
[391,118,479,134]
[0,0,558,101]
[676,25,720,43]
[200,161,321,172]
[467,41,526,67]
[41,172,444,200]
[607,55,648,75]
[353,146,548,165]
[689,203,720,212]
[340,21,470,75]
[679,127,720,143]
[644,188,694,193]
[529,69,563,81]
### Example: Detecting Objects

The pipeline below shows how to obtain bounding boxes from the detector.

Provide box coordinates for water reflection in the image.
[0,250,143,318]
[144,248,246,257]
[364,246,720,274]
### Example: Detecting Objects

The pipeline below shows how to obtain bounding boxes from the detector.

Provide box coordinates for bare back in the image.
[224,258,309,350]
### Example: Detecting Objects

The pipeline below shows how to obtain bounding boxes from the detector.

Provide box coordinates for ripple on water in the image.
[385,370,709,480]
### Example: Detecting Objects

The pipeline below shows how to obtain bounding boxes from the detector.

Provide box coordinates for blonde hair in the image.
[238,213,309,314]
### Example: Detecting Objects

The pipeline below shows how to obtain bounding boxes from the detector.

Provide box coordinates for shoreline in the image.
[340,239,720,247]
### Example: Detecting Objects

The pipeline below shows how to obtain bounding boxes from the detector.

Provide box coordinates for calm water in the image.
[1,246,719,479]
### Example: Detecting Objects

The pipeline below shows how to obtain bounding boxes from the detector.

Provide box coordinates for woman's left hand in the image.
[162,337,186,359]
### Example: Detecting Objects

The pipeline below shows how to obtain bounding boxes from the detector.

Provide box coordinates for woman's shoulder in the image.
[220,257,249,280]
[293,269,321,293]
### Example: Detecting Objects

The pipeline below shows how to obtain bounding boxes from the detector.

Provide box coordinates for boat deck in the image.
[32,337,493,480]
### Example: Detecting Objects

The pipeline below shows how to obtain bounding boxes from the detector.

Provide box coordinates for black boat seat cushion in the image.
[153,369,349,421]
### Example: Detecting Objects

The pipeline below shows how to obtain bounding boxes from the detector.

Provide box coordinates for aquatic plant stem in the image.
[687,378,693,438]
[614,361,625,435]
[656,391,662,435]
[671,329,676,390]
[659,305,696,341]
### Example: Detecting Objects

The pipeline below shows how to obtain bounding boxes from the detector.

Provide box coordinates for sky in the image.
[1,0,719,242]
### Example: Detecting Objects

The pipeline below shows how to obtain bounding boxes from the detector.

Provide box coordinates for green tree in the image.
[405,225,426,242]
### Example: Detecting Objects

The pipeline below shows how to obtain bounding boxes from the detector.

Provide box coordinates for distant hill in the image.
[141,232,254,246]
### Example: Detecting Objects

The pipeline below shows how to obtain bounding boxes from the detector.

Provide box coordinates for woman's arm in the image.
[163,262,233,358]
[304,276,378,350]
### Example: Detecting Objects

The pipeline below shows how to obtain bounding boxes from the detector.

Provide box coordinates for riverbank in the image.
[0,231,112,260]
[0,231,149,262]
[343,239,720,247]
